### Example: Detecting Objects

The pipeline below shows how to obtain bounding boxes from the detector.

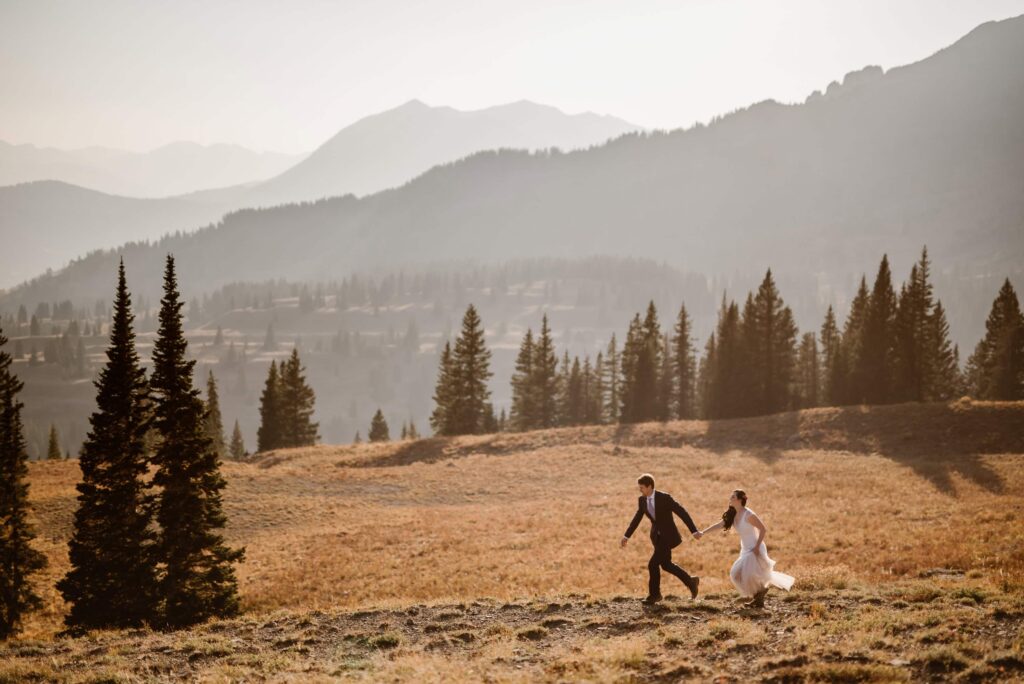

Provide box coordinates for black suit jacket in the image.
[624,490,698,549]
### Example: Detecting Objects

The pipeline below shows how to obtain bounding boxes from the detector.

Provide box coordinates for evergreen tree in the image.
[564,356,584,425]
[583,356,603,425]
[57,260,154,630]
[47,424,61,460]
[256,361,282,452]
[619,313,643,422]
[278,348,319,447]
[0,323,48,639]
[746,270,798,415]
[796,333,819,408]
[353,431,362,444]
[555,350,572,426]
[603,335,619,423]
[819,306,841,405]
[368,409,390,442]
[448,305,493,435]
[672,303,696,419]
[532,315,559,429]
[657,333,674,421]
[150,255,243,628]
[430,341,456,436]
[408,420,419,440]
[204,371,226,459]
[929,301,960,400]
[509,329,536,430]
[482,403,499,433]
[697,332,716,419]
[229,420,246,460]
[860,256,898,404]
[968,279,1024,400]
[709,299,744,419]
[842,277,871,404]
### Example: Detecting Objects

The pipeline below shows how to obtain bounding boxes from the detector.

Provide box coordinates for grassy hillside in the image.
[4,400,1023,681]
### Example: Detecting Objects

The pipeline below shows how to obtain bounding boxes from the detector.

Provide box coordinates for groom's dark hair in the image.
[637,474,655,488]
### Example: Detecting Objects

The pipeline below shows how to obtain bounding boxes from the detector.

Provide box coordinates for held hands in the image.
[620,536,628,549]
[692,531,703,540]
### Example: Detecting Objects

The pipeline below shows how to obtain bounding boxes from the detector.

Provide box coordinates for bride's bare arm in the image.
[700,520,725,535]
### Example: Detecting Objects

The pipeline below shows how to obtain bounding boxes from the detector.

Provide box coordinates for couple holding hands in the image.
[620,473,794,608]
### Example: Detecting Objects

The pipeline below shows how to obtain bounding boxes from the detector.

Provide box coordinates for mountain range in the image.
[2,16,1023,312]
[0,101,642,289]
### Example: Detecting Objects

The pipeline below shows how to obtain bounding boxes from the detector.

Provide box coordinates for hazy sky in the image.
[2,0,1023,153]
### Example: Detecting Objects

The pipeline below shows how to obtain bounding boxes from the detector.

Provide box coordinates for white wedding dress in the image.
[730,508,795,597]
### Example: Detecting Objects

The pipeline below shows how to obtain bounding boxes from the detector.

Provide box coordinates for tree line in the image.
[430,248,1023,436]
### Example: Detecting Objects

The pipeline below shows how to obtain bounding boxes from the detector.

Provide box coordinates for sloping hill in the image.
[7,400,1023,680]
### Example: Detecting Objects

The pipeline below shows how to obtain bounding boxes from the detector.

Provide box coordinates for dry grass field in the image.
[3,399,1023,682]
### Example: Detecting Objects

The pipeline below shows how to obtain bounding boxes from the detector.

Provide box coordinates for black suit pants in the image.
[648,542,692,596]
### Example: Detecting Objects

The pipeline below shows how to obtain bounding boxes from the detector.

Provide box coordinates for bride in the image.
[698,489,794,607]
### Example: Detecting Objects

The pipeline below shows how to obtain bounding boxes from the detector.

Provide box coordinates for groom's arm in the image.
[623,500,644,539]
[668,496,698,535]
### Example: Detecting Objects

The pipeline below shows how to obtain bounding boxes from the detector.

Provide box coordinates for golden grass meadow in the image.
[3,400,1023,682]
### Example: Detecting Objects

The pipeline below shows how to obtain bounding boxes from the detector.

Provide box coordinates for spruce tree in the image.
[564,356,584,426]
[860,256,898,404]
[279,348,319,447]
[842,277,871,404]
[408,420,419,439]
[697,332,716,419]
[430,341,456,436]
[619,314,643,422]
[0,324,48,639]
[672,303,696,419]
[509,329,536,431]
[657,333,674,421]
[229,420,246,460]
[150,255,243,628]
[555,350,572,426]
[969,279,1024,400]
[47,424,62,460]
[369,409,390,442]
[58,260,155,630]
[819,306,841,405]
[204,371,226,459]
[450,305,492,435]
[603,335,619,423]
[796,333,819,408]
[929,301,960,400]
[532,315,559,428]
[709,300,744,419]
[746,271,798,415]
[256,361,282,452]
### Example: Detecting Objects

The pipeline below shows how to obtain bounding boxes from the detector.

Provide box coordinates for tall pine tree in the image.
[819,306,842,405]
[747,270,798,415]
[278,348,319,447]
[448,305,493,435]
[430,341,456,436]
[967,279,1024,400]
[860,256,898,404]
[58,260,155,630]
[672,303,696,419]
[369,409,390,442]
[531,315,559,429]
[47,424,62,460]
[229,420,246,460]
[0,323,48,639]
[150,255,243,628]
[509,329,536,431]
[256,361,282,451]
[204,370,226,459]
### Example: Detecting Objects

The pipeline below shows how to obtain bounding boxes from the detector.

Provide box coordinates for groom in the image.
[620,473,701,604]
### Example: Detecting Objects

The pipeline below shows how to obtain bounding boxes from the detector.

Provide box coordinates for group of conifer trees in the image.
[52,256,244,633]
[429,247,1022,437]
[255,349,319,452]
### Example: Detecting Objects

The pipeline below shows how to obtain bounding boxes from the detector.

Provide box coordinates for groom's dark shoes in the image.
[641,593,663,605]
[686,576,700,599]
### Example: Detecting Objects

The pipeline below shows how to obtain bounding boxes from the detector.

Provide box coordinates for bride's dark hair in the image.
[722,490,748,530]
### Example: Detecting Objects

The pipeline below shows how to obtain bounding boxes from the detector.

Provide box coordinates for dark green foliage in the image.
[841,277,871,404]
[256,361,282,451]
[929,302,961,400]
[531,315,558,429]
[204,371,226,459]
[369,409,390,442]
[57,260,154,631]
[563,356,584,426]
[229,420,246,460]
[656,333,673,421]
[0,324,48,639]
[967,279,1024,400]
[429,341,456,436]
[672,304,696,419]
[509,329,536,430]
[619,314,643,422]
[707,299,745,419]
[150,255,243,629]
[47,424,61,460]
[746,270,798,415]
[431,305,493,436]
[819,306,842,404]
[278,348,319,447]
[555,350,572,426]
[796,333,819,408]
[583,356,603,425]
[860,256,898,404]
[602,335,619,423]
